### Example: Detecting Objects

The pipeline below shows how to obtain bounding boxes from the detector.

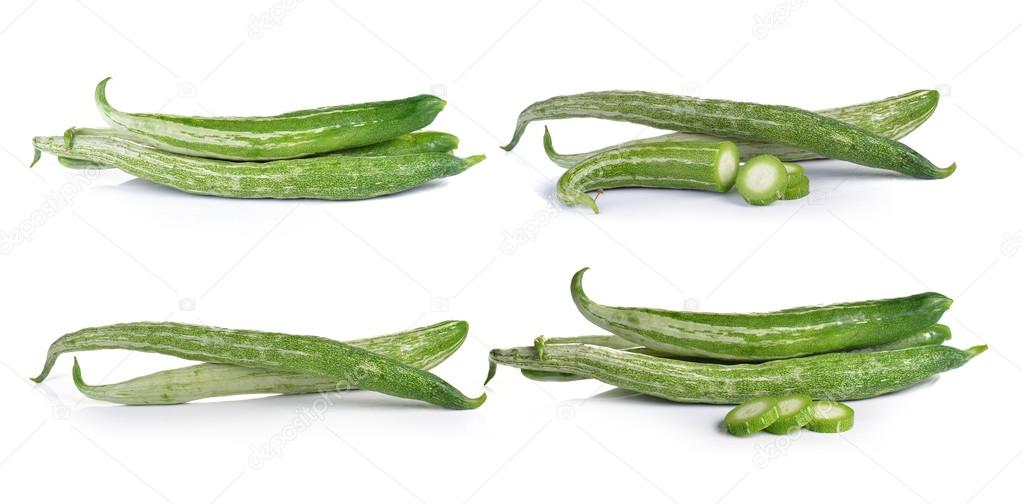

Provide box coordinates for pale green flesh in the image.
[806,401,855,433]
[763,393,814,434]
[489,342,985,404]
[725,397,779,436]
[505,90,953,179]
[541,89,940,168]
[33,132,484,200]
[34,322,485,410]
[556,139,738,213]
[570,268,954,361]
[96,78,447,161]
[71,320,467,405]
[737,155,786,206]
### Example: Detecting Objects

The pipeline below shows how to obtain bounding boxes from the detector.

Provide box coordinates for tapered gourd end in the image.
[465,155,486,168]
[466,392,487,409]
[95,77,113,108]
[542,126,558,157]
[71,357,86,387]
[500,124,527,151]
[557,188,600,214]
[965,345,988,359]
[30,148,41,168]
[484,359,498,385]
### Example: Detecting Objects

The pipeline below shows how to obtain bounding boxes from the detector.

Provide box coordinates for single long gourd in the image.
[96,78,446,160]
[70,320,467,405]
[556,138,739,213]
[488,340,985,404]
[32,322,485,409]
[32,132,483,200]
[571,268,953,361]
[50,129,460,170]
[503,90,953,179]
[514,324,953,382]
[542,89,939,167]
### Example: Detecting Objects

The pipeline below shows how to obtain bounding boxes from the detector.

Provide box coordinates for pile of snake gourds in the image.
[487,268,985,435]
[32,320,485,409]
[30,78,483,200]
[501,89,952,213]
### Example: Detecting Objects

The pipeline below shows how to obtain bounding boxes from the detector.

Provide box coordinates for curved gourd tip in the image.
[95,77,115,114]
[484,360,497,385]
[466,392,487,409]
[939,162,957,177]
[71,357,86,386]
[558,188,600,214]
[62,127,77,149]
[30,148,41,168]
[542,126,558,157]
[965,345,988,359]
[465,154,486,168]
[500,126,526,151]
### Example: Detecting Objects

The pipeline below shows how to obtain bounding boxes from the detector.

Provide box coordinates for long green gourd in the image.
[571,268,953,361]
[69,320,468,405]
[489,340,985,404]
[32,131,483,200]
[516,324,953,382]
[51,130,460,170]
[51,129,460,170]
[542,89,940,167]
[503,90,953,179]
[96,78,446,160]
[32,322,485,409]
[557,139,739,213]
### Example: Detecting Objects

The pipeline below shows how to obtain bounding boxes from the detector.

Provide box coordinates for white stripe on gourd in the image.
[570,268,953,361]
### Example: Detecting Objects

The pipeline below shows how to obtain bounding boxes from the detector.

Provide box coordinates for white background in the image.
[1,0,1020,502]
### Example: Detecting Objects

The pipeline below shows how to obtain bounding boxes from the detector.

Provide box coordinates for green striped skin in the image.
[509,324,956,383]
[571,268,953,361]
[58,156,105,169]
[489,341,986,404]
[783,174,810,200]
[556,139,738,213]
[542,90,940,168]
[333,131,458,157]
[48,129,459,169]
[853,323,950,352]
[32,132,484,200]
[33,322,485,410]
[504,90,953,179]
[70,320,467,405]
[96,78,446,161]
